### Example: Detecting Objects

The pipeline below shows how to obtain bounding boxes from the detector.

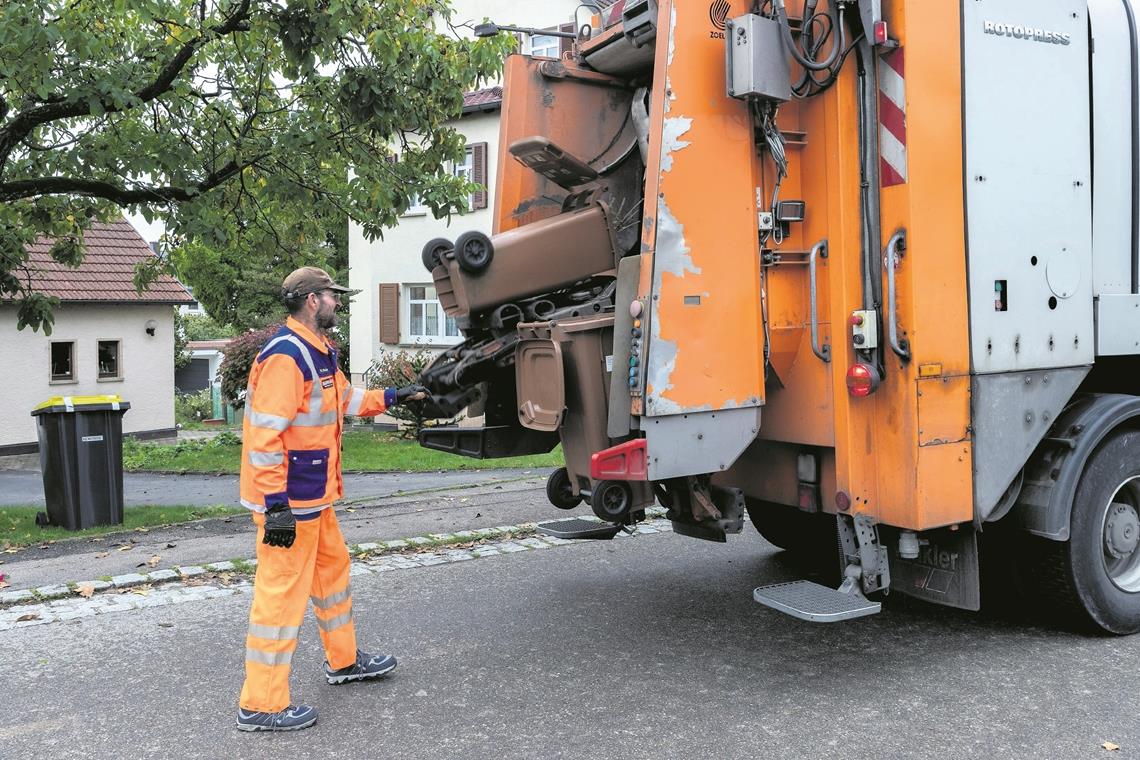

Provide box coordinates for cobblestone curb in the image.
[0,510,671,631]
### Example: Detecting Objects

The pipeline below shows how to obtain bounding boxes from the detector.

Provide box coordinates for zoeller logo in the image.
[984,20,1072,45]
[709,0,730,39]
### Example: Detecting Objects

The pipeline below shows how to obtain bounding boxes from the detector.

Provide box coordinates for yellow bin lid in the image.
[32,395,130,415]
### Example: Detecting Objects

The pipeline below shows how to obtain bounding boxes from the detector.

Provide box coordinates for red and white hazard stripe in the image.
[878,49,907,187]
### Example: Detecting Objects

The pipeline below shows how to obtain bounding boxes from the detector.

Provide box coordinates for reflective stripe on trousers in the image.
[238,508,358,713]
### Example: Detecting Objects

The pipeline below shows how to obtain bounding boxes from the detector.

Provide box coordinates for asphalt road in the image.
[0,467,554,507]
[3,522,1137,759]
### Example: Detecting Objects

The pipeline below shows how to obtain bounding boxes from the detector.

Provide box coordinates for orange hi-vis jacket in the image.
[239,317,391,519]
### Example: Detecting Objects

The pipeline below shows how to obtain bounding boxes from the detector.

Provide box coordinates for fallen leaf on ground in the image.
[129,538,139,544]
[94,552,109,559]
[165,543,176,549]
[134,528,149,533]
[76,584,95,598]
[1103,742,1120,752]
[16,613,39,622]
[116,545,131,553]
[0,581,8,590]
[345,507,356,512]
[132,587,150,596]
[146,555,161,568]
[460,498,469,503]
[157,622,173,628]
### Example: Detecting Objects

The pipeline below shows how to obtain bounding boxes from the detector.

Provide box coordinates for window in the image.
[97,340,121,380]
[50,341,75,382]
[528,33,561,58]
[452,148,475,211]
[407,285,460,341]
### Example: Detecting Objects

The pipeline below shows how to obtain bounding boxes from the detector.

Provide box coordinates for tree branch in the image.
[0,0,254,172]
[0,155,262,205]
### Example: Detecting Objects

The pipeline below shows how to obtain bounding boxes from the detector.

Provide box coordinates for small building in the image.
[0,219,195,454]
[175,339,232,395]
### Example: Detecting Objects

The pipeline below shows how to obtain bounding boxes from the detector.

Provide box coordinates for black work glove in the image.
[263,504,296,548]
[395,384,430,404]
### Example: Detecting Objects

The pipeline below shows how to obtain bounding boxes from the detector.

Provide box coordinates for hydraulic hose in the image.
[774,0,844,72]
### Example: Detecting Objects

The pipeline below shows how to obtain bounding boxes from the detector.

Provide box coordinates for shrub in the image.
[175,388,215,424]
[217,323,283,408]
[364,347,438,438]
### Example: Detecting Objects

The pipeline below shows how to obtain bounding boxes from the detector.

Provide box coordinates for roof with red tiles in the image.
[24,219,194,304]
[462,86,503,113]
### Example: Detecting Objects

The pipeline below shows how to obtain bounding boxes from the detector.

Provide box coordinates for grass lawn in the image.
[0,504,246,549]
[123,429,563,475]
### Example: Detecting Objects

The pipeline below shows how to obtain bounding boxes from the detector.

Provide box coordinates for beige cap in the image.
[281,266,352,298]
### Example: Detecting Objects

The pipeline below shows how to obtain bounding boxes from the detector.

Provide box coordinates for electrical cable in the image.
[773,0,843,71]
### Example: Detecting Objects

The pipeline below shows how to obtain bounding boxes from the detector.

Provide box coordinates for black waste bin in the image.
[31,395,131,530]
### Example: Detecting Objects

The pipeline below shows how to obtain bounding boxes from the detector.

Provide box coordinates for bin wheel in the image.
[591,480,632,522]
[546,467,583,510]
[454,231,494,274]
[34,511,49,527]
[421,237,453,272]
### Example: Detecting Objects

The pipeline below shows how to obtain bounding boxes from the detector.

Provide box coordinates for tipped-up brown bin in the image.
[434,204,616,320]
[515,315,653,520]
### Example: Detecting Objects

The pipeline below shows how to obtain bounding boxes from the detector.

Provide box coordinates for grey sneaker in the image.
[235,704,318,732]
[325,651,397,685]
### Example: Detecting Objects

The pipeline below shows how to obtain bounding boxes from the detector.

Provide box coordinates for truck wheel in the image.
[454,231,494,274]
[591,480,632,522]
[546,467,582,510]
[421,237,452,272]
[1035,430,1140,634]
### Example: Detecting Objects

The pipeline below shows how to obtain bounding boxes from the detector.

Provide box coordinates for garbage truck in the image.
[412,0,1140,634]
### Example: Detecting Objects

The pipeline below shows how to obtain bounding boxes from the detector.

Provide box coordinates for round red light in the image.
[846,363,878,397]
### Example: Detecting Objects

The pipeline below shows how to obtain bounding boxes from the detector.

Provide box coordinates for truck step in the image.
[536,517,622,540]
[753,580,881,623]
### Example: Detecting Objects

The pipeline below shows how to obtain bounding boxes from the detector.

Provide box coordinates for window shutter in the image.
[379,283,400,344]
[559,23,576,57]
[471,142,489,210]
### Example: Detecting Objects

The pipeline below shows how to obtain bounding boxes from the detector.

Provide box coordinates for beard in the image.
[316,306,338,330]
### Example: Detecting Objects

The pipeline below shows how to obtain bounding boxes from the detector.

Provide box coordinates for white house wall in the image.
[0,303,178,447]
[348,0,583,381]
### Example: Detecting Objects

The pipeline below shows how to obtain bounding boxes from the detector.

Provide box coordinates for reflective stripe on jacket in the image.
[239,317,389,516]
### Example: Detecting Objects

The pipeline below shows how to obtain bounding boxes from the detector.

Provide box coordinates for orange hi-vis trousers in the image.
[239,508,357,713]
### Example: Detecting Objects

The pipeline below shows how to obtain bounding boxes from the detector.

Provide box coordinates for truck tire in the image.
[454,231,494,274]
[546,467,582,510]
[1029,430,1140,634]
[421,237,452,272]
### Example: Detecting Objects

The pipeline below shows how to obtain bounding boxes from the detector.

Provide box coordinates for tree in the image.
[0,0,511,334]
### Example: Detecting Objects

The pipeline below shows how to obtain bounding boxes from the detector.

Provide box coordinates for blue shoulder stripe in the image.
[257,333,313,381]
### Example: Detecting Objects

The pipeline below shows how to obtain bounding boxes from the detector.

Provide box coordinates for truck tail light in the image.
[846,362,881,398]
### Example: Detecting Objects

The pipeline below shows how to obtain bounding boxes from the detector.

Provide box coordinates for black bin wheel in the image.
[591,480,633,522]
[421,237,453,272]
[546,467,582,510]
[454,230,494,274]
[34,511,49,527]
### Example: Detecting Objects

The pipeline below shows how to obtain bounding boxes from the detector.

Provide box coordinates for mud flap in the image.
[887,526,981,611]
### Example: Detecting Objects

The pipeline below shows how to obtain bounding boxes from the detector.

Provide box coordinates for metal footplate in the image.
[753,580,881,623]
[537,518,623,540]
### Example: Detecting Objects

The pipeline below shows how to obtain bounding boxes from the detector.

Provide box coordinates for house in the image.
[346,0,587,383]
[0,219,195,454]
[175,339,232,395]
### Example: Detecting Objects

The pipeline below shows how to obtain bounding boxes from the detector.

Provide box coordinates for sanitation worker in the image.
[235,266,427,732]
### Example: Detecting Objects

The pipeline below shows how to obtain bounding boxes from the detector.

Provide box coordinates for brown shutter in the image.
[379,283,399,344]
[559,23,576,57]
[471,142,489,210]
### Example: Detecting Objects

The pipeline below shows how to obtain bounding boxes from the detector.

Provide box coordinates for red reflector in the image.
[873,20,889,45]
[590,438,649,481]
[846,363,879,398]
